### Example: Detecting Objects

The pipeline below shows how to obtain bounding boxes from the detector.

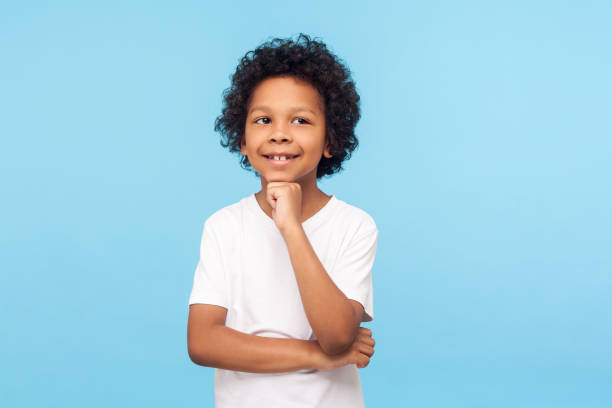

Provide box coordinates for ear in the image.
[240,136,246,156]
[323,141,333,158]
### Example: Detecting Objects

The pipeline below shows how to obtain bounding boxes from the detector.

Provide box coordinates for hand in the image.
[313,327,375,371]
[265,182,302,233]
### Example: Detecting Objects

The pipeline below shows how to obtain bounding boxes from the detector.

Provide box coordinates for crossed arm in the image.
[187,224,366,371]
[281,224,364,355]
[187,301,368,373]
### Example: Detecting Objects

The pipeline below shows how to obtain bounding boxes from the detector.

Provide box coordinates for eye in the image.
[254,117,310,125]
[255,117,270,124]
[293,117,309,124]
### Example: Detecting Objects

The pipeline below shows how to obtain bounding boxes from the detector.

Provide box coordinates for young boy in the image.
[187,33,378,407]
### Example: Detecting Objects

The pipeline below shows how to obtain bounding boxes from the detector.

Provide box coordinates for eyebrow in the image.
[248,106,318,115]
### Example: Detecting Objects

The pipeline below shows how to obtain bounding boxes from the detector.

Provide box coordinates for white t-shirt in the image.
[188,193,378,408]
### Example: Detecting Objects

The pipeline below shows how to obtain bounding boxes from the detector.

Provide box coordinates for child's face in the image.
[241,75,332,185]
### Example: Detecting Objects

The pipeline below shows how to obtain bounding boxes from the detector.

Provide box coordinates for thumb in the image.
[266,190,277,209]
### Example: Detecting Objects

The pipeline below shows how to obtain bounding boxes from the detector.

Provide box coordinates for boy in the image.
[187,33,378,407]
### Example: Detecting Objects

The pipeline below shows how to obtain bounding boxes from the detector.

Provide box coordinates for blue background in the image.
[1,1,611,406]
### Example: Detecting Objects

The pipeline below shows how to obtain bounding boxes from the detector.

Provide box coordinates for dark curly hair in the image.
[214,33,361,179]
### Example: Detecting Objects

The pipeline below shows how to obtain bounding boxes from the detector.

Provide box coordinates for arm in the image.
[187,304,322,373]
[281,225,362,355]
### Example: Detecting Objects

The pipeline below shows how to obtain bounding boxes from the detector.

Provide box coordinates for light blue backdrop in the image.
[1,1,610,407]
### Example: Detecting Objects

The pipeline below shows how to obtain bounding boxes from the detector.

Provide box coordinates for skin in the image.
[242,75,366,353]
[241,74,333,224]
[186,75,376,374]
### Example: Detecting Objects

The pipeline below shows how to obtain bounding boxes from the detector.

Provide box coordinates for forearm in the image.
[189,324,321,373]
[282,225,355,354]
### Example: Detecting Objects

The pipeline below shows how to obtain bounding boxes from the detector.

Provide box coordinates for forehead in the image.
[248,76,324,113]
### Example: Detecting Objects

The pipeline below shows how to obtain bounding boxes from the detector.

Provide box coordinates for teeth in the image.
[266,154,298,160]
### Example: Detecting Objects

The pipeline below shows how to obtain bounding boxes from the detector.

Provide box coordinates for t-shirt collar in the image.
[246,193,337,231]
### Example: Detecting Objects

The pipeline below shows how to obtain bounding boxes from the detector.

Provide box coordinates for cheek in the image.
[245,125,265,139]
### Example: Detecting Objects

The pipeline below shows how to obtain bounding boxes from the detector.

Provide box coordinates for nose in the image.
[269,134,291,143]
[268,124,292,143]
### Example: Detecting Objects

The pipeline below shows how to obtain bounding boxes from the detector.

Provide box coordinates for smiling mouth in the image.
[262,155,300,160]
[262,154,300,166]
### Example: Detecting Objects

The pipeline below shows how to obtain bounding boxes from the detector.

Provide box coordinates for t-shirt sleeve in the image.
[188,218,229,309]
[332,228,378,322]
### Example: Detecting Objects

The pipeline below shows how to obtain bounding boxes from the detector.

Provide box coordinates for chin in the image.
[265,175,294,183]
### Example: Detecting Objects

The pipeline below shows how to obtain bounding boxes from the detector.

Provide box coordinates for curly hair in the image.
[214,33,361,179]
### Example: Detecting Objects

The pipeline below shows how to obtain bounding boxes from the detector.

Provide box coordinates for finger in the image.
[359,336,376,347]
[359,344,374,356]
[266,189,277,208]
[358,327,372,336]
[358,344,375,357]
[357,331,370,340]
[356,333,374,344]
[357,338,374,350]
[359,354,370,368]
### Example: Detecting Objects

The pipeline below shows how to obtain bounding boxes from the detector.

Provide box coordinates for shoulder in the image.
[332,197,378,238]
[201,196,248,238]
